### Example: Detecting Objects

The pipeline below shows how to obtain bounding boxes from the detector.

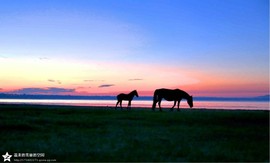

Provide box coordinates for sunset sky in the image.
[0,0,269,97]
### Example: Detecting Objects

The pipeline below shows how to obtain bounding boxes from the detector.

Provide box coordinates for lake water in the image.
[0,99,269,110]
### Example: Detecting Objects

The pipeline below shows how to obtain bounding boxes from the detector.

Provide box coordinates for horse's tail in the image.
[152,89,159,109]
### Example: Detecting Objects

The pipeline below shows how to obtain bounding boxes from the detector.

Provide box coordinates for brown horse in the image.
[152,88,193,111]
[115,90,139,110]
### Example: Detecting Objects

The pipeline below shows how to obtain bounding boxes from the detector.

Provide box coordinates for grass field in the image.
[0,104,269,162]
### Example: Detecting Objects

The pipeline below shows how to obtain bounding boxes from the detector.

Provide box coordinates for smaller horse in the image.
[152,88,193,111]
[115,90,139,110]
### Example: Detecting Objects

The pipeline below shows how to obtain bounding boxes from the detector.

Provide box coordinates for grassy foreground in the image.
[0,104,269,162]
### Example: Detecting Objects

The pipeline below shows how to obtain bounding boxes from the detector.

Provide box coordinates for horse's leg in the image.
[128,100,131,110]
[171,101,176,111]
[120,101,123,110]
[152,100,157,111]
[158,100,162,112]
[177,100,181,111]
[115,101,120,110]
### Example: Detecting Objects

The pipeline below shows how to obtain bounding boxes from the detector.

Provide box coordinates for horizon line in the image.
[0,93,269,100]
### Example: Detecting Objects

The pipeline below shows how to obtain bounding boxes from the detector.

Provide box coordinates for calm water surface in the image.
[0,99,269,110]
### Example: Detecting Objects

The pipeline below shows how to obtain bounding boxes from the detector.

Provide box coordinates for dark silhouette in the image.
[152,88,193,111]
[115,90,139,110]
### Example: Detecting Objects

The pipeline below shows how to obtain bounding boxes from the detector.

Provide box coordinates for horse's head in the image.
[187,95,193,108]
[133,90,139,97]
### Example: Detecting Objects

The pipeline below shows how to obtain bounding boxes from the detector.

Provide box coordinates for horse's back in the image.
[154,88,186,99]
[158,88,185,94]
[155,88,176,94]
[117,93,130,101]
[155,88,170,93]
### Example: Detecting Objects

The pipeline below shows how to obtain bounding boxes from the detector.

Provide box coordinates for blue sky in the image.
[0,0,269,96]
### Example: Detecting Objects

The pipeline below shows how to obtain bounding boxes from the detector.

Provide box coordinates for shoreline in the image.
[1,99,269,111]
[0,103,269,112]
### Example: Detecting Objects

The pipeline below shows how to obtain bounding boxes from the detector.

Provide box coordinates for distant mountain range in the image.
[0,94,269,102]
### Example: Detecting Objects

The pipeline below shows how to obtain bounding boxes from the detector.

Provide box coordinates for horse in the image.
[115,90,139,110]
[152,88,193,111]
